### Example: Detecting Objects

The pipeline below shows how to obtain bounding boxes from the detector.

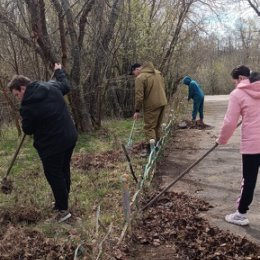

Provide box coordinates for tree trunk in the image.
[87,0,124,129]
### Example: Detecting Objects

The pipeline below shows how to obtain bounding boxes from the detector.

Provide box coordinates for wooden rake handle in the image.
[142,120,243,211]
[5,133,26,178]
[142,143,218,211]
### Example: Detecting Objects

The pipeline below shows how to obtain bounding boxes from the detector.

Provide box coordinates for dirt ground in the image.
[159,95,260,244]
[126,95,260,260]
[1,95,260,260]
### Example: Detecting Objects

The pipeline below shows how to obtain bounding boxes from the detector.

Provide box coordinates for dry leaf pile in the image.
[129,192,260,260]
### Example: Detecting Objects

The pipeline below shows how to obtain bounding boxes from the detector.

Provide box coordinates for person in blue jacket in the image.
[183,76,205,126]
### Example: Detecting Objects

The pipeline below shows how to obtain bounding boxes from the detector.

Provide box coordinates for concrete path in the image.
[159,95,260,244]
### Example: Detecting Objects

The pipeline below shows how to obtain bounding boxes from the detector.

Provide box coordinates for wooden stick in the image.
[142,143,218,211]
[121,144,138,183]
[142,120,243,211]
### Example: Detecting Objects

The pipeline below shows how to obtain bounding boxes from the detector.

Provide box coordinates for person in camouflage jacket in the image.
[130,61,167,156]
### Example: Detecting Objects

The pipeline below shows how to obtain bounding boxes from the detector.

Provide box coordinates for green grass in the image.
[75,118,144,153]
[0,118,147,256]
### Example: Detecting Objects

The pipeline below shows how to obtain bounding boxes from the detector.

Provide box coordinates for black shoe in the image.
[140,149,149,157]
[46,210,72,223]
[51,201,58,211]
[140,143,151,157]
[55,210,72,223]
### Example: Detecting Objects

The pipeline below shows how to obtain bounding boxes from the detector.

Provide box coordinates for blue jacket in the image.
[183,76,204,101]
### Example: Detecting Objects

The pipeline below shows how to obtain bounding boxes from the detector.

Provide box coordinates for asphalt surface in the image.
[160,95,260,244]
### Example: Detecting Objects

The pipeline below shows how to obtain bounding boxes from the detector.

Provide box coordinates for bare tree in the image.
[59,0,95,131]
[0,0,119,132]
[85,0,124,128]
[246,0,260,16]
[159,0,196,74]
[0,0,260,133]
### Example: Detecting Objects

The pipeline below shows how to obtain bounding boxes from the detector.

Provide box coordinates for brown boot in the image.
[197,119,205,127]
[190,119,196,128]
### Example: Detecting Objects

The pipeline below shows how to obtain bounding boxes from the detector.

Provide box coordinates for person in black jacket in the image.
[8,63,78,223]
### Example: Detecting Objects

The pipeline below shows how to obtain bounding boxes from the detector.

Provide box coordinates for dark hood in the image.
[22,81,50,105]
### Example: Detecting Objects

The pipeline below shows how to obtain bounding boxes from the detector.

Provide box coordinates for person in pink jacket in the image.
[216,65,260,226]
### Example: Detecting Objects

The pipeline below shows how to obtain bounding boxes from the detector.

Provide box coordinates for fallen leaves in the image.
[129,192,260,260]
[0,226,75,260]
[73,150,124,170]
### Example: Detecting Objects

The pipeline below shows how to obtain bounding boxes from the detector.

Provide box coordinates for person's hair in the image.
[8,75,31,92]
[249,72,260,83]
[231,65,250,79]
[130,63,142,75]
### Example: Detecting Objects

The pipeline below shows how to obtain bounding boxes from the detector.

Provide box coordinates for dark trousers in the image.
[238,154,260,214]
[41,146,75,211]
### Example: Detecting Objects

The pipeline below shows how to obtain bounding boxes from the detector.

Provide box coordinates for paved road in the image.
[160,95,260,244]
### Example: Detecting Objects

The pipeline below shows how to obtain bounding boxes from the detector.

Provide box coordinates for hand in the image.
[54,63,62,70]
[215,138,219,145]
[133,112,140,120]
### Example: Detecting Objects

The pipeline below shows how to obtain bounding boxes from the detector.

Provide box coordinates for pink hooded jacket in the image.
[218,79,260,154]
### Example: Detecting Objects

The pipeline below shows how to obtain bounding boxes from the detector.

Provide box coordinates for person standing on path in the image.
[216,65,260,226]
[8,63,78,223]
[182,76,205,126]
[130,61,167,157]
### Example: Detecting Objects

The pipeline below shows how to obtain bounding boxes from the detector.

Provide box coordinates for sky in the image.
[195,1,259,36]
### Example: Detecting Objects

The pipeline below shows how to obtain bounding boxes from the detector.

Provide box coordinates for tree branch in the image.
[78,0,95,49]
[247,0,260,16]
[0,9,44,59]
[51,0,68,67]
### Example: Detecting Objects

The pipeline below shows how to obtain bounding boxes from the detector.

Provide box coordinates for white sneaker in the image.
[225,211,249,226]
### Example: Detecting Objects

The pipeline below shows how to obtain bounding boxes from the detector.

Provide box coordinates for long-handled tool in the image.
[142,120,243,211]
[1,133,26,194]
[122,143,138,183]
[142,143,218,210]
[126,119,136,149]
[1,67,56,194]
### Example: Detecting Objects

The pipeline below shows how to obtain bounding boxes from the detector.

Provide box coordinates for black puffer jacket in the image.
[20,69,78,158]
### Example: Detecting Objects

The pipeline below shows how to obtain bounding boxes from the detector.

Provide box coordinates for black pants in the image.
[41,146,75,211]
[238,154,260,214]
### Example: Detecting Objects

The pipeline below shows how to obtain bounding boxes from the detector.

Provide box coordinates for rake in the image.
[1,133,26,194]
[142,121,242,211]
[126,119,136,149]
